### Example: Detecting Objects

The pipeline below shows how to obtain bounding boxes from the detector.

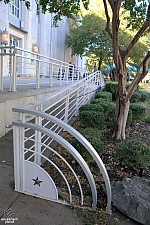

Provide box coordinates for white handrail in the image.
[12,108,112,214]
[0,45,87,91]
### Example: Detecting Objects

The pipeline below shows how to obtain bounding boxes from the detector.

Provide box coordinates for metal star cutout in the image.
[32,177,42,187]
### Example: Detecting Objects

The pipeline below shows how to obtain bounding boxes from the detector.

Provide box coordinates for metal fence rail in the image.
[0,46,86,92]
[11,68,111,213]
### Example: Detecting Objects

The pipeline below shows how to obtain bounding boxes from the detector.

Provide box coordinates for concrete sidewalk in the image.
[0,131,83,225]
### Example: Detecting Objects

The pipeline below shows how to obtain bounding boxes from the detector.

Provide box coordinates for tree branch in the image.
[103,0,112,39]
[127,51,150,100]
[125,19,150,60]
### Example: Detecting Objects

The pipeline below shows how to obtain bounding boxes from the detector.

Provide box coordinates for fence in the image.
[12,73,112,214]
[0,46,86,92]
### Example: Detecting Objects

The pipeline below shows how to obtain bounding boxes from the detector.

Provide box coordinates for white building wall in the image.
[0,0,86,76]
[0,2,9,34]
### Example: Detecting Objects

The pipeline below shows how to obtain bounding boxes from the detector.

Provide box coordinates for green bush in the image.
[104,104,115,128]
[139,90,150,102]
[91,98,112,114]
[95,91,112,102]
[104,105,132,127]
[104,81,140,100]
[79,110,105,130]
[115,139,150,168]
[77,127,102,138]
[91,98,108,104]
[126,109,132,126]
[91,98,132,127]
[129,103,146,122]
[71,128,104,161]
[79,104,104,113]
[103,82,118,100]
[145,113,150,123]
[130,92,141,103]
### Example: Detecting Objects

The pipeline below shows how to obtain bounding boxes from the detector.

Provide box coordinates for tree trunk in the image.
[103,0,150,140]
[113,97,130,140]
[98,58,102,70]
[113,69,129,140]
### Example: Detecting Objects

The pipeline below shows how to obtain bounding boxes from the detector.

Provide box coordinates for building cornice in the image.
[9,23,28,34]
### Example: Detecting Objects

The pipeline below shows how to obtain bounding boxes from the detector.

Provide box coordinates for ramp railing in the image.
[0,46,86,92]
[12,70,112,213]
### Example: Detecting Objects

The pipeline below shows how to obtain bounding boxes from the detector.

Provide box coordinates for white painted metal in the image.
[11,67,111,212]
[0,46,88,91]
[13,121,98,210]
[12,107,112,213]
[24,137,84,205]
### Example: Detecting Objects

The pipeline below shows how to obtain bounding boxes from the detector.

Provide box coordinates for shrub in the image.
[104,104,115,128]
[79,104,104,113]
[103,82,118,100]
[95,91,112,102]
[145,113,150,123]
[78,110,105,130]
[71,128,104,161]
[130,92,141,103]
[126,109,132,126]
[129,103,146,122]
[104,105,132,128]
[139,90,150,102]
[77,127,102,138]
[104,81,140,100]
[91,98,112,114]
[91,98,132,127]
[115,139,150,168]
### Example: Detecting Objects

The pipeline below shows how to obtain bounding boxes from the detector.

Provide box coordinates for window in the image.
[9,0,19,18]
[9,36,19,47]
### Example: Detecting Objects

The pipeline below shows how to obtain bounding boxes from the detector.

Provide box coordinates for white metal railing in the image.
[11,74,112,213]
[0,46,86,92]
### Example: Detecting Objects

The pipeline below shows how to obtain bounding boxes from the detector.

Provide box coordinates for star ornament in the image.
[32,177,42,187]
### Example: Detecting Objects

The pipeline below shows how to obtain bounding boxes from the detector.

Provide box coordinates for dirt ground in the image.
[43,120,150,225]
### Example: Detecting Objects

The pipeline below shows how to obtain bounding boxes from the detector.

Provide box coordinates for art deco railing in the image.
[12,74,112,214]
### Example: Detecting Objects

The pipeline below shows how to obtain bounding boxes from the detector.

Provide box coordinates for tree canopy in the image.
[66,14,112,70]
[66,0,149,71]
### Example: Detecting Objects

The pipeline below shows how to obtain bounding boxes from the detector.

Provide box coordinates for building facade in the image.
[0,0,85,76]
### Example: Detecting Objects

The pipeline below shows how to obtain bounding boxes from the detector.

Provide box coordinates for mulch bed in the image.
[41,118,150,224]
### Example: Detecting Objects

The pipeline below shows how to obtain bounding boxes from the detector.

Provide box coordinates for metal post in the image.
[36,59,40,89]
[83,80,86,105]
[64,89,69,123]
[0,48,4,91]
[72,64,74,84]
[66,64,69,85]
[13,125,21,191]
[9,48,12,91]
[50,61,53,87]
[12,51,17,92]
[75,85,79,116]
[34,104,42,165]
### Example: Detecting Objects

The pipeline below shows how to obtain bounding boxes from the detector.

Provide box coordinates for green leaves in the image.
[66,13,112,67]
[122,0,149,30]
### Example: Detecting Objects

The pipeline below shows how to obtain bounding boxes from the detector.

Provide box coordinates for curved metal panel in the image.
[23,161,58,200]
[12,108,111,213]
[13,121,97,210]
